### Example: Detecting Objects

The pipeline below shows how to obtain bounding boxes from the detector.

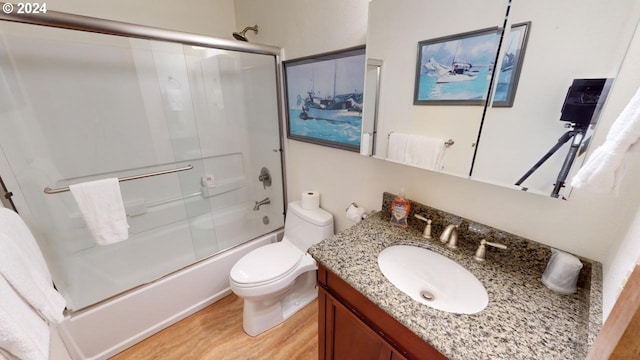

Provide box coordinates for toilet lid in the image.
[230,241,303,285]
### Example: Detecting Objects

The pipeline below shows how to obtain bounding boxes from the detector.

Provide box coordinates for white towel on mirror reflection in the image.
[386,132,409,162]
[571,86,640,193]
[0,274,50,360]
[70,178,130,245]
[0,208,66,324]
[405,135,446,171]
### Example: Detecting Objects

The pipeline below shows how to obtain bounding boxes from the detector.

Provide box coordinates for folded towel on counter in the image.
[70,178,129,245]
[0,274,50,360]
[405,134,446,171]
[0,208,66,324]
[571,86,640,193]
[386,132,409,163]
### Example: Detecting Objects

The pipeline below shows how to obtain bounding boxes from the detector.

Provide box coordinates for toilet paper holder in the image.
[345,203,367,223]
[345,202,359,211]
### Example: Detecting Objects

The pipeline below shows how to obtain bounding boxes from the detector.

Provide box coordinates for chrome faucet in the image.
[439,224,459,249]
[253,197,271,211]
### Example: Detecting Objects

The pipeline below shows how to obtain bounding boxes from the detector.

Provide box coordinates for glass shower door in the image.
[0,22,284,310]
[183,46,284,260]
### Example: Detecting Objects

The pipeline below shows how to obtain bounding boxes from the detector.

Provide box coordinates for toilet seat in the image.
[230,240,303,287]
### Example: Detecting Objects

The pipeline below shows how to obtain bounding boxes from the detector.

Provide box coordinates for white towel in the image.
[405,134,446,171]
[0,208,66,324]
[0,274,50,360]
[70,178,130,245]
[571,86,640,193]
[386,132,409,163]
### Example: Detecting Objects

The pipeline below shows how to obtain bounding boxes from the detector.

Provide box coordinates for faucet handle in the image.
[414,214,432,239]
[474,239,507,262]
[414,214,428,222]
[484,240,507,250]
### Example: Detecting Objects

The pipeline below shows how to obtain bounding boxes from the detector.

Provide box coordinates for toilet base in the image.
[242,270,317,337]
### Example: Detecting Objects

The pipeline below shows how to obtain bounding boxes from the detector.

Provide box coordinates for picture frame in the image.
[492,22,531,107]
[283,45,366,152]
[414,27,500,105]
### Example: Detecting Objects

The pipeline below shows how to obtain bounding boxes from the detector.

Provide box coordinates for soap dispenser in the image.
[390,189,410,228]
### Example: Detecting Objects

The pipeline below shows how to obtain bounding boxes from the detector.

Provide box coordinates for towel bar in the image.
[43,164,193,194]
[387,132,455,148]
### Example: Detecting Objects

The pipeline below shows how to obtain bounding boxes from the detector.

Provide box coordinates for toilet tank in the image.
[285,201,334,252]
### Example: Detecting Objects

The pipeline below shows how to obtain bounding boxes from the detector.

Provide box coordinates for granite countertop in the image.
[308,196,602,360]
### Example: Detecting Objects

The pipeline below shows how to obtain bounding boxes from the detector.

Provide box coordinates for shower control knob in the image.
[258,167,271,189]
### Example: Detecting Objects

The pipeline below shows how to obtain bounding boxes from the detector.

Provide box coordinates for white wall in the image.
[234,0,640,322]
[598,19,640,318]
[604,206,640,318]
[45,0,236,38]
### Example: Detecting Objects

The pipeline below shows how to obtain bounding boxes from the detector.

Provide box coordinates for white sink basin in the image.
[377,245,488,314]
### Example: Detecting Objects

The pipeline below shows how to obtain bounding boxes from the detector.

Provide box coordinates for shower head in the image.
[232,25,258,42]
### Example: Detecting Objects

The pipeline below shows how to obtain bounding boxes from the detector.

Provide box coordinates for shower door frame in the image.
[0,6,290,213]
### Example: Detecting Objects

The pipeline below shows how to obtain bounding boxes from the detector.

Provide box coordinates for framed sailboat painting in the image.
[492,22,531,107]
[283,45,366,152]
[414,28,500,105]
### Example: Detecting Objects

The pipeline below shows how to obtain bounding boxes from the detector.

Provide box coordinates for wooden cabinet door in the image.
[390,350,408,360]
[322,287,393,360]
[317,264,446,360]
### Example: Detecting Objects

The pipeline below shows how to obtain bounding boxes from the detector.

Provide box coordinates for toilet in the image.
[229,200,334,337]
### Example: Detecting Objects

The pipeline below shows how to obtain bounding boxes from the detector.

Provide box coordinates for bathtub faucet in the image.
[253,197,271,211]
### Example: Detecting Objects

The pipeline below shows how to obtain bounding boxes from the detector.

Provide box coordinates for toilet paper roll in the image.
[360,133,371,156]
[346,204,366,223]
[301,191,320,210]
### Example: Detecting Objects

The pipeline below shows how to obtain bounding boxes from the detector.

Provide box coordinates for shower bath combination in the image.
[0,8,285,359]
[233,24,259,41]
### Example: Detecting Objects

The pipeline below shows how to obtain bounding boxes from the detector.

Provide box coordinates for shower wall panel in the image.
[0,22,284,310]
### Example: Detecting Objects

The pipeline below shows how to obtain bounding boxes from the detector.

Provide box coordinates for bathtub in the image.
[57,230,282,360]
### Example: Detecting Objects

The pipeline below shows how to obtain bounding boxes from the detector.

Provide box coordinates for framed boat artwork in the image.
[283,45,366,152]
[492,22,531,107]
[414,28,500,105]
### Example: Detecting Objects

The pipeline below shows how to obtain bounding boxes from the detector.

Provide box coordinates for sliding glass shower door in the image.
[0,21,284,310]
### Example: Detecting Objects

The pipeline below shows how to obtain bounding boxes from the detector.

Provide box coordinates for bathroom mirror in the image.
[363,0,640,198]
[363,0,508,177]
[471,0,640,198]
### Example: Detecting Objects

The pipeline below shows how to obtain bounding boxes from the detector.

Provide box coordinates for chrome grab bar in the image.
[43,164,193,194]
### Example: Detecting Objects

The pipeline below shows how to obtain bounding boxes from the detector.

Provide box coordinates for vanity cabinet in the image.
[317,264,446,360]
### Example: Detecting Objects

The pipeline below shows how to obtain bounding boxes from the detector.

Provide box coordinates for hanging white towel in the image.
[571,86,640,193]
[69,178,130,245]
[0,274,50,360]
[0,208,66,324]
[386,132,409,163]
[405,134,446,171]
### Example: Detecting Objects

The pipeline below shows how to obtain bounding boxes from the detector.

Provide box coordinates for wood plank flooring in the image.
[111,294,318,360]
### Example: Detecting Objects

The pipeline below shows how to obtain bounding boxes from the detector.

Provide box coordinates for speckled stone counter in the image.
[308,193,602,360]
